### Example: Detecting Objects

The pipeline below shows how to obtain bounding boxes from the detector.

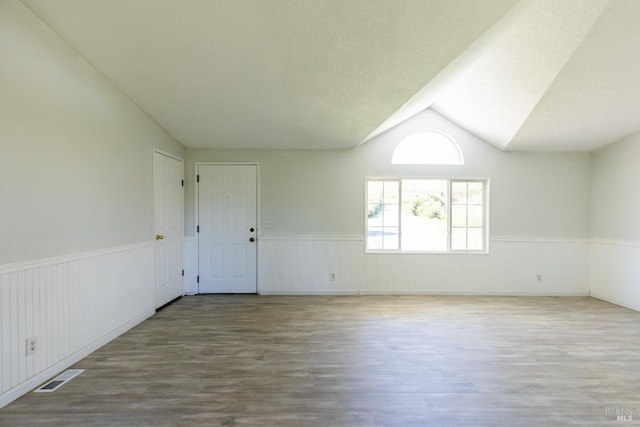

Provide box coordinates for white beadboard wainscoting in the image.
[258,237,364,295]
[258,236,590,296]
[0,242,155,409]
[590,240,640,312]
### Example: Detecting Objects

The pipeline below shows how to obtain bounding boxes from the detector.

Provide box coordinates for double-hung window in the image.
[366,178,488,253]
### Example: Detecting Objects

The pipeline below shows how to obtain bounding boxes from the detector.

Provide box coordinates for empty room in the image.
[1,0,640,425]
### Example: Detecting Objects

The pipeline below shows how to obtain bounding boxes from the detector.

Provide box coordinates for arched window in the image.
[391,130,463,165]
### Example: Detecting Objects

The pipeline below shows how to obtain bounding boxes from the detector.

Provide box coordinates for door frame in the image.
[153,149,185,308]
[195,162,260,294]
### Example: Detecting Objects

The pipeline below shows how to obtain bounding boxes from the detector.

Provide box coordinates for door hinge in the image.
[197,275,200,283]
[197,225,200,233]
[182,269,184,276]
[181,179,184,187]
[196,174,200,183]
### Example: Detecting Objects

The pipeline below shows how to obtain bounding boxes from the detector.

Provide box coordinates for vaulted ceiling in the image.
[21,0,640,151]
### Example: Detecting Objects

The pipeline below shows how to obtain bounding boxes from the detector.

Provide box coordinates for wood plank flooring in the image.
[1,295,639,426]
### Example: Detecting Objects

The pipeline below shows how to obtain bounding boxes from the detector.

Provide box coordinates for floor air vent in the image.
[35,369,85,393]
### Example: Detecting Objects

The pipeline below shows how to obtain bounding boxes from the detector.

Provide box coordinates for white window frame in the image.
[365,177,489,254]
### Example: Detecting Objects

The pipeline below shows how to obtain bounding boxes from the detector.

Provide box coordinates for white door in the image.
[154,151,184,308]
[198,164,257,293]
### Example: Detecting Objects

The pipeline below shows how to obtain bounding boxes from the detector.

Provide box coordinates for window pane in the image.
[467,205,483,227]
[368,226,400,250]
[451,228,467,250]
[367,227,384,250]
[382,227,399,250]
[367,180,400,251]
[391,131,463,165]
[451,180,485,251]
[368,181,383,204]
[451,205,467,227]
[368,203,383,221]
[468,182,483,204]
[383,181,399,204]
[467,228,483,250]
[384,203,399,227]
[368,213,383,229]
[451,182,467,204]
[401,180,447,251]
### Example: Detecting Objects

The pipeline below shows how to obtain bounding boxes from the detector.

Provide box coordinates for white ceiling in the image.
[21,0,640,152]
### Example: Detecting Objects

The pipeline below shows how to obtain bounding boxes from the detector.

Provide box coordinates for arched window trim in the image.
[391,129,464,165]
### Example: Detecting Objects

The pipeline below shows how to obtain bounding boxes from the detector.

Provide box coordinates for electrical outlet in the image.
[536,274,542,283]
[26,337,37,356]
[330,273,336,281]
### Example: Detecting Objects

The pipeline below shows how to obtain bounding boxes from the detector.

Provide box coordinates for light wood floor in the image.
[1,295,639,426]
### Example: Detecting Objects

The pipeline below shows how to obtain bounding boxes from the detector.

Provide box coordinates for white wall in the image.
[186,109,591,295]
[186,110,591,238]
[0,0,183,408]
[0,0,184,265]
[590,133,640,311]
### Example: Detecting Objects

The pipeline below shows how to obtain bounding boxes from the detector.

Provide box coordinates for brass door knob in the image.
[155,234,164,240]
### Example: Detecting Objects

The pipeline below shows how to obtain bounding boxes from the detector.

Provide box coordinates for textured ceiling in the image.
[21,0,640,151]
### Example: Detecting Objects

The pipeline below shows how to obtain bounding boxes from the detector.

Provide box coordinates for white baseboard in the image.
[259,290,359,296]
[590,292,640,312]
[359,290,590,296]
